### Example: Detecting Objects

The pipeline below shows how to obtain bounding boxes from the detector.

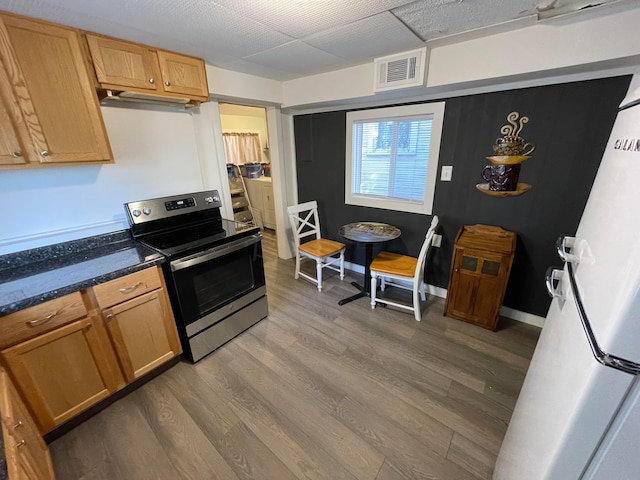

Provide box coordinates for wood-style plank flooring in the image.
[50,230,540,480]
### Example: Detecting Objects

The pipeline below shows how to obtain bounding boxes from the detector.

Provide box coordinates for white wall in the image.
[281,6,640,110]
[0,104,223,254]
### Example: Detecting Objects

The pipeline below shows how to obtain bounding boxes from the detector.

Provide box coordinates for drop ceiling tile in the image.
[243,41,350,76]
[217,59,298,81]
[213,0,417,38]
[392,0,593,41]
[305,11,424,61]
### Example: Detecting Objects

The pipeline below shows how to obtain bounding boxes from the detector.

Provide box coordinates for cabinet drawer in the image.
[0,291,87,349]
[92,267,162,309]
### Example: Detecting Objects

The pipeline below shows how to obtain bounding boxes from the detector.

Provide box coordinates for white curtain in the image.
[223,132,262,164]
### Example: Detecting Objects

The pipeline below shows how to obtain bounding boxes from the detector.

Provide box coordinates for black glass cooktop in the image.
[137,218,257,258]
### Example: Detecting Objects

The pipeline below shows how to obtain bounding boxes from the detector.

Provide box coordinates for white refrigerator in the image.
[494,85,640,480]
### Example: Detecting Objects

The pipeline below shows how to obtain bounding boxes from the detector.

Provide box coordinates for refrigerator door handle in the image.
[565,260,640,376]
[556,234,580,263]
[545,267,565,299]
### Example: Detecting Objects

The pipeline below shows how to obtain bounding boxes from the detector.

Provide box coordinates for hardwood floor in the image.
[49,229,540,480]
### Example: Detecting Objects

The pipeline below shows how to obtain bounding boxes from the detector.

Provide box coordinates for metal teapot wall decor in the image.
[477,111,535,197]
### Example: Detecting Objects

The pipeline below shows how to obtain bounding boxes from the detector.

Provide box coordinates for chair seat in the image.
[299,238,345,258]
[370,251,417,277]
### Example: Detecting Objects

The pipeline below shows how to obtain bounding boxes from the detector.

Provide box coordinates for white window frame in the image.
[345,102,445,214]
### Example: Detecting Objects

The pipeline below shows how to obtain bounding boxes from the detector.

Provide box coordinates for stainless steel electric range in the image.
[124,190,268,362]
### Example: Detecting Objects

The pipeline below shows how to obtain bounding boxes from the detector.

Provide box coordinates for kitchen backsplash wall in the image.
[294,75,632,318]
[0,105,209,255]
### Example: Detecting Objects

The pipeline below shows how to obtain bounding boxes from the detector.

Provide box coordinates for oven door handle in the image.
[170,233,262,272]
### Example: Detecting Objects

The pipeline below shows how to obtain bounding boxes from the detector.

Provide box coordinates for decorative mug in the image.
[481,164,521,191]
[493,135,535,156]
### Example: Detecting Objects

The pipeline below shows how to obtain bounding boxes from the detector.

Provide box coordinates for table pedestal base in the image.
[338,281,369,305]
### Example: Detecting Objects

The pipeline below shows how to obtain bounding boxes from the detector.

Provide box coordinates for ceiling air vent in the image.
[373,48,428,93]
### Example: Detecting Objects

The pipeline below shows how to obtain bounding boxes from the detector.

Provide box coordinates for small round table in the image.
[338,222,401,305]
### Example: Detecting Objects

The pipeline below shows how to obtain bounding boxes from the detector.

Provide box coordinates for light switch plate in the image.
[441,165,453,181]
[432,234,442,247]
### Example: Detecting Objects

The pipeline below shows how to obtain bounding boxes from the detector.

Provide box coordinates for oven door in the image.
[168,233,265,335]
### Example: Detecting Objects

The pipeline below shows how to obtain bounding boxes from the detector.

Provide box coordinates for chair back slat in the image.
[287,200,322,247]
[414,215,439,283]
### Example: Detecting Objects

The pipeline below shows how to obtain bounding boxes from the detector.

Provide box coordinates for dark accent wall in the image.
[294,76,631,318]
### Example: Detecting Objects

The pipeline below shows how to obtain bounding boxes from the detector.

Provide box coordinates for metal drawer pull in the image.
[119,281,144,294]
[13,420,23,429]
[12,151,21,158]
[545,267,564,299]
[26,311,57,327]
[16,440,26,448]
[105,313,114,322]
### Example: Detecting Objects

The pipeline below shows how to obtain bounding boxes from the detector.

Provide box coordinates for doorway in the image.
[219,103,278,260]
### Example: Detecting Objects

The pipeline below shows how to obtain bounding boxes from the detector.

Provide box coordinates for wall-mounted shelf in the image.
[476,182,532,197]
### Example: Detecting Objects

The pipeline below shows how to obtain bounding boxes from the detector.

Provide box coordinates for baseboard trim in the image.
[344,261,545,328]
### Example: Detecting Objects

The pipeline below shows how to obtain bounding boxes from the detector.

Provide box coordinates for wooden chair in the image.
[370,216,439,321]
[287,201,345,292]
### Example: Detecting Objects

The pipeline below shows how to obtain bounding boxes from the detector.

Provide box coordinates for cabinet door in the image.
[157,50,208,99]
[0,14,112,165]
[0,367,55,480]
[0,64,30,165]
[86,34,161,91]
[261,182,276,229]
[103,288,181,383]
[446,248,507,329]
[1,317,120,434]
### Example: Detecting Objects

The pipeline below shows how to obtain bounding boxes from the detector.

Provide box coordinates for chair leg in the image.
[419,282,426,301]
[370,273,377,309]
[294,252,301,280]
[413,285,421,322]
[381,276,386,291]
[316,258,323,292]
[339,251,345,280]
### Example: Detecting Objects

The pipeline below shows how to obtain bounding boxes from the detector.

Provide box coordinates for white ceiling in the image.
[0,0,629,81]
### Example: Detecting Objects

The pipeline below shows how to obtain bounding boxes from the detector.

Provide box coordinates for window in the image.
[345,102,445,214]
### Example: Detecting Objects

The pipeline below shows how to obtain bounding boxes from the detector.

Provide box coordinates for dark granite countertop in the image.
[0,230,164,316]
[0,425,5,480]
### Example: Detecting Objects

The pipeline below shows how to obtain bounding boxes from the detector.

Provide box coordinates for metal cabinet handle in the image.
[165,81,171,87]
[105,313,114,322]
[119,281,144,294]
[84,322,92,331]
[11,151,21,158]
[15,440,26,448]
[40,150,49,157]
[149,78,155,84]
[26,311,57,327]
[545,267,565,299]
[13,420,23,429]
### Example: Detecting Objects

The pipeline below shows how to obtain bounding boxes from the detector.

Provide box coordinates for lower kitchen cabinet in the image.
[0,366,55,480]
[102,288,182,383]
[0,265,181,439]
[1,317,120,434]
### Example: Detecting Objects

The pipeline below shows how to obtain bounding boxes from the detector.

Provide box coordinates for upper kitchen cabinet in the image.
[0,12,113,169]
[156,50,209,99]
[85,35,161,91]
[85,34,209,105]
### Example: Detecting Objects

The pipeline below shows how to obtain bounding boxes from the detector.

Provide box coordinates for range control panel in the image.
[165,197,196,211]
[124,190,222,224]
